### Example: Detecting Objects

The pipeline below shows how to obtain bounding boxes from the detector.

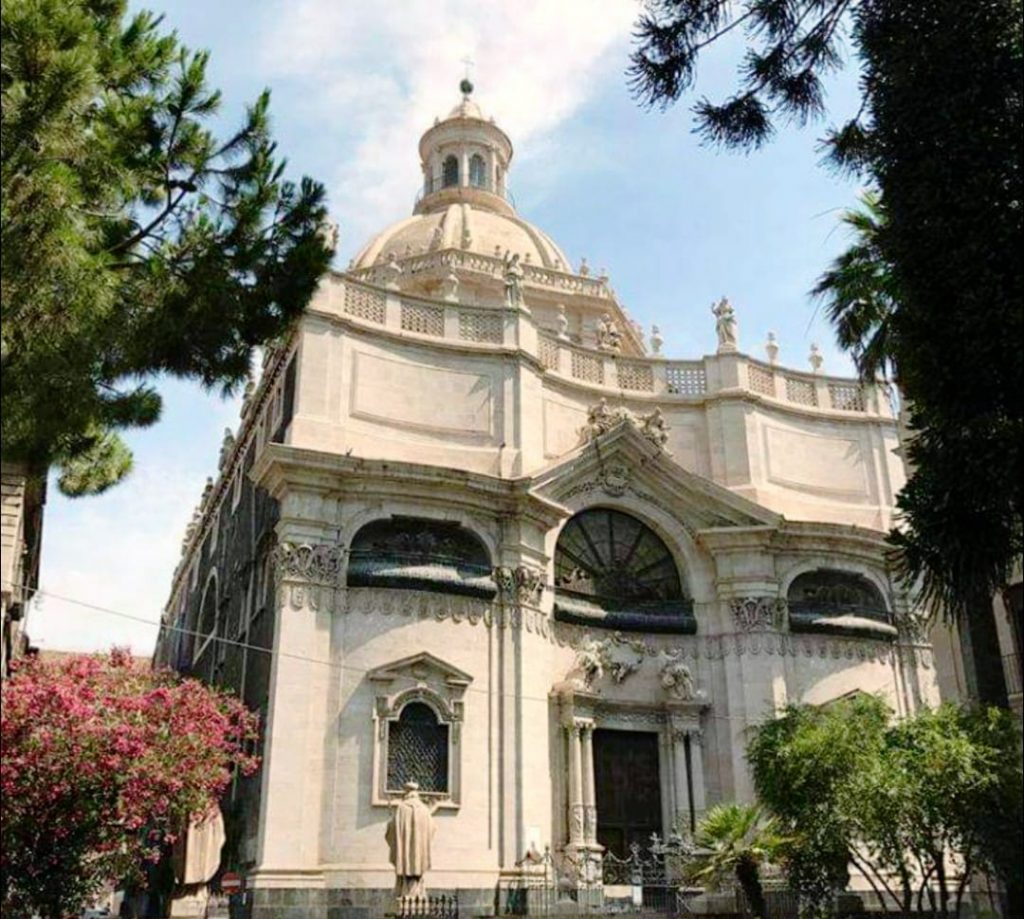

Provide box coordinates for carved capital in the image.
[494,565,545,606]
[273,542,344,611]
[729,596,784,631]
[274,541,345,585]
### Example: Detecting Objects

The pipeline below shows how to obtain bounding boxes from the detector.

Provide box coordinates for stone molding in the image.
[729,596,786,631]
[339,586,924,667]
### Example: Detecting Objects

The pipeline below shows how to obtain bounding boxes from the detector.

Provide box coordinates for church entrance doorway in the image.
[592,728,662,858]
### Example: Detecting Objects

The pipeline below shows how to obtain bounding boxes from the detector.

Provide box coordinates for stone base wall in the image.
[248,887,496,919]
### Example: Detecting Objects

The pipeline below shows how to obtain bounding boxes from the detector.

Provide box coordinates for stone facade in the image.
[1,462,45,677]
[156,87,938,916]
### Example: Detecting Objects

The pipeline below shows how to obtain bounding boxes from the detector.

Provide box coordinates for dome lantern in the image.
[416,81,514,216]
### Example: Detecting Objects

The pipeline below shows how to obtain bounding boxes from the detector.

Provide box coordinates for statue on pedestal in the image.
[386,782,438,903]
[503,251,524,309]
[712,296,738,352]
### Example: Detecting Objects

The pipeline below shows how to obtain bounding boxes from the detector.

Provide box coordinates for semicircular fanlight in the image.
[554,508,693,634]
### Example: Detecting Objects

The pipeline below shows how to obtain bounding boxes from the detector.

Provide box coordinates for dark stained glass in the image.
[387,702,449,794]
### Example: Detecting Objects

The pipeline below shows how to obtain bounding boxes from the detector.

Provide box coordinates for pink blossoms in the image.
[0,649,259,918]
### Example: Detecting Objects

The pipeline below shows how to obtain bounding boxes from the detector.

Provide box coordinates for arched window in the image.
[469,153,487,189]
[442,155,459,188]
[193,573,218,665]
[347,517,495,598]
[386,701,450,794]
[554,508,694,633]
[787,569,895,639]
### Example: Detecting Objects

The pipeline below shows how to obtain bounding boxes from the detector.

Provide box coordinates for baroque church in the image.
[155,83,938,917]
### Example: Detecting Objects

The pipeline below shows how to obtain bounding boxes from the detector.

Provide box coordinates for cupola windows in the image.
[469,153,487,189]
[442,155,459,188]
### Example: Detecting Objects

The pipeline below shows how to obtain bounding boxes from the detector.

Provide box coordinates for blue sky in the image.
[29,0,864,655]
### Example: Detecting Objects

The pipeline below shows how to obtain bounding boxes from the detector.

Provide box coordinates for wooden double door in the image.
[592,728,662,858]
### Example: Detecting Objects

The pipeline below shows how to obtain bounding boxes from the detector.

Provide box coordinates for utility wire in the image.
[3,578,769,724]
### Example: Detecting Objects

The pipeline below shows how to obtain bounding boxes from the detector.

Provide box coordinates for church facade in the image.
[156,86,938,917]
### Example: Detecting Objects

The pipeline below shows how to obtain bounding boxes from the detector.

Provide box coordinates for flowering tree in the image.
[1,649,259,918]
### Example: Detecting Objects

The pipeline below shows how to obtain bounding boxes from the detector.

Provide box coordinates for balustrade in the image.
[323,276,885,418]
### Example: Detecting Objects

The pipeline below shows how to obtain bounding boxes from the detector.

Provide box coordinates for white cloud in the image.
[258,0,638,253]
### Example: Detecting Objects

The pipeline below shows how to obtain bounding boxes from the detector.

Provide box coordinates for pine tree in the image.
[1,0,333,495]
[630,0,1022,635]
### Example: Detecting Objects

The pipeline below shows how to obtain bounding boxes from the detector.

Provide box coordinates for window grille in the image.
[570,349,604,384]
[401,302,445,337]
[665,364,706,396]
[785,376,817,406]
[387,702,449,794]
[748,364,775,397]
[343,285,386,324]
[458,310,503,343]
[617,362,655,392]
[538,336,560,371]
[828,383,866,412]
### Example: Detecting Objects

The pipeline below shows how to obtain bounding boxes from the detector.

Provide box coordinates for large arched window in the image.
[554,508,694,633]
[787,569,895,639]
[468,153,487,188]
[442,155,459,188]
[386,701,450,794]
[347,517,495,598]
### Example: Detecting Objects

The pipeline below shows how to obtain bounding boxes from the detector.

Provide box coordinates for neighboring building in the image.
[1,461,45,677]
[155,85,939,917]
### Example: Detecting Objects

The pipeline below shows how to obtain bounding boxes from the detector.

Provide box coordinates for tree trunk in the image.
[736,857,768,919]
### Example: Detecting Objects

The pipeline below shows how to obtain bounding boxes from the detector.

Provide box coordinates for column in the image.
[580,723,597,845]
[687,729,707,828]
[670,728,690,833]
[566,723,584,847]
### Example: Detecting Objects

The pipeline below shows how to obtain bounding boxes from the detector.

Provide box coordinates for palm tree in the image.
[812,190,900,383]
[686,803,788,919]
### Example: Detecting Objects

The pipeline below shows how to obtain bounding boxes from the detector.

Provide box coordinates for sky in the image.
[27,0,865,656]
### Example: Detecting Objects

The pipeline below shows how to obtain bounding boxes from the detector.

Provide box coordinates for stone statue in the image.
[638,407,669,448]
[596,314,622,352]
[712,297,738,352]
[440,270,459,302]
[316,215,339,253]
[584,397,617,438]
[809,342,823,373]
[382,252,402,289]
[570,638,605,690]
[556,304,569,339]
[650,325,664,355]
[765,331,779,365]
[659,649,697,701]
[386,782,437,901]
[503,251,524,309]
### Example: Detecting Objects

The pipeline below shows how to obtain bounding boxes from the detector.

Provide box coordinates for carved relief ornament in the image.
[273,541,345,610]
[729,596,785,631]
[493,565,545,607]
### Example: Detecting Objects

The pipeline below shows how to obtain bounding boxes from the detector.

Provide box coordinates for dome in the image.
[350,82,571,272]
[350,203,570,271]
